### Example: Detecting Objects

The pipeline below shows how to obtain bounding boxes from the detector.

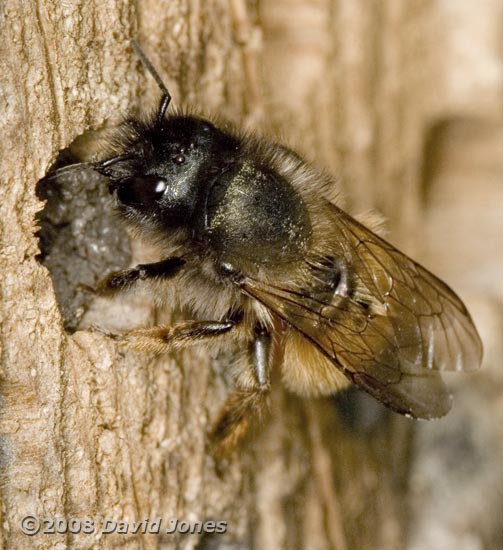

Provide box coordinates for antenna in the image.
[131,39,172,125]
[40,154,132,183]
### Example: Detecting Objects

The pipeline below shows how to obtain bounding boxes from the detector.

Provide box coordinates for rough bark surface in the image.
[1,1,501,550]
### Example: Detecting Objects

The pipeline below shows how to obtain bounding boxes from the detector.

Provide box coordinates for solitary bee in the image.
[60,42,482,451]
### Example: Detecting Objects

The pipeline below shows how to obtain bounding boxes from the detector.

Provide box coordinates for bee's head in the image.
[99,114,240,232]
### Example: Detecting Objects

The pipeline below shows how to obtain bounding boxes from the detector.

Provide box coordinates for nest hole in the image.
[36,133,131,332]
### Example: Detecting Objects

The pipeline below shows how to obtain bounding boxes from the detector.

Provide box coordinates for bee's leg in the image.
[96,257,185,296]
[122,319,238,354]
[252,327,271,387]
[211,327,271,456]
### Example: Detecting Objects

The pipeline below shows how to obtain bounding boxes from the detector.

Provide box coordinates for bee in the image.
[54,42,482,451]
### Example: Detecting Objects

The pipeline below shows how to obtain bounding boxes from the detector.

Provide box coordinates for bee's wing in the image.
[241,204,483,419]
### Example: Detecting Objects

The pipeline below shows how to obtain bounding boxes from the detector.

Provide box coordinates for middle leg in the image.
[123,319,239,354]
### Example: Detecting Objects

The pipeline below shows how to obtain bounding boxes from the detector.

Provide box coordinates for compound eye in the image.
[116,176,167,206]
[154,179,167,194]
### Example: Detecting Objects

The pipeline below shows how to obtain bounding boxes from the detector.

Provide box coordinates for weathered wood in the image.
[1,1,501,549]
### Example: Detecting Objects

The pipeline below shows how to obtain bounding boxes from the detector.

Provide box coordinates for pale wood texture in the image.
[1,1,501,550]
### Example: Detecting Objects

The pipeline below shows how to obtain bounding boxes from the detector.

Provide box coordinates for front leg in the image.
[97,256,186,296]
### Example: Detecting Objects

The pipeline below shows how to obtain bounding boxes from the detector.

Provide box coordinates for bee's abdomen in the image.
[205,161,311,263]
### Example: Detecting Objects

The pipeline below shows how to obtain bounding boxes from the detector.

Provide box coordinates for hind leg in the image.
[211,326,272,455]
